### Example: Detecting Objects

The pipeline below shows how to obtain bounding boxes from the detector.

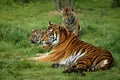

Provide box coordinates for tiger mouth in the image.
[29,40,36,44]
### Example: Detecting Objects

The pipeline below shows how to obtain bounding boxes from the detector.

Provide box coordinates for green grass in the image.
[0,0,120,80]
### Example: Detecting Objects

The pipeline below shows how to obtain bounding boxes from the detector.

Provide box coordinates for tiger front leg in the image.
[22,57,43,61]
[36,52,49,57]
[36,53,45,57]
[73,22,81,37]
[77,69,86,76]
[51,63,59,68]
[21,57,40,61]
[63,59,90,76]
[22,54,53,62]
[63,67,75,73]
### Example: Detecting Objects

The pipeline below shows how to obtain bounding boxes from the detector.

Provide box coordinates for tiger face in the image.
[41,22,60,48]
[29,29,44,44]
[61,7,75,25]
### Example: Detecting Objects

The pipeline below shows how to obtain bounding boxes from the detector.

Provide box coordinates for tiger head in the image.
[61,7,75,24]
[40,22,60,48]
[41,22,71,48]
[29,29,44,44]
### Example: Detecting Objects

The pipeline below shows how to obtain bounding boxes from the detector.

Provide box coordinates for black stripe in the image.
[92,55,100,63]
[77,62,87,65]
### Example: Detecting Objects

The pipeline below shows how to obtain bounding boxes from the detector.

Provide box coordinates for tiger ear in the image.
[40,30,44,34]
[58,25,62,31]
[72,8,74,11]
[48,21,52,26]
[70,6,74,11]
[69,6,74,11]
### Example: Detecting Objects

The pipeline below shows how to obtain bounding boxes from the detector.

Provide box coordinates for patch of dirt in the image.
[48,10,61,15]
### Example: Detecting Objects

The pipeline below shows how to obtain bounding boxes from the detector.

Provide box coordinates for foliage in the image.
[111,0,120,8]
[0,0,120,80]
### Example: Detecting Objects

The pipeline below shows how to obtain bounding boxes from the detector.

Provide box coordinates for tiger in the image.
[27,22,114,76]
[29,29,54,48]
[61,6,81,37]
[29,29,44,44]
[28,29,51,57]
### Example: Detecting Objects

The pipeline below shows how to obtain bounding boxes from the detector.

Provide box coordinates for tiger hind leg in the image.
[36,53,45,57]
[63,67,86,76]
[63,58,92,76]
[92,59,113,71]
[51,63,59,68]
[62,63,87,76]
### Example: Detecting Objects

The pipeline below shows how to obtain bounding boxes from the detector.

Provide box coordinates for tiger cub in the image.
[27,22,114,76]
[61,7,81,37]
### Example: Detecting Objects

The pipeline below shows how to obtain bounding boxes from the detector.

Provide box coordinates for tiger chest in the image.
[59,52,86,65]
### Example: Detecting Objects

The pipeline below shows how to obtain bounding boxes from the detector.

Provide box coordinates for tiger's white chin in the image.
[41,41,50,48]
[41,45,50,48]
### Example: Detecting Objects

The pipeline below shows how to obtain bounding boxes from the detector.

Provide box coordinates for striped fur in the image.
[28,23,114,76]
[29,29,44,44]
[61,7,81,37]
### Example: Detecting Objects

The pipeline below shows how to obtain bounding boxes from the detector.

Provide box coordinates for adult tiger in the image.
[28,29,51,57]
[29,29,54,49]
[61,6,81,37]
[27,22,114,76]
[29,29,44,44]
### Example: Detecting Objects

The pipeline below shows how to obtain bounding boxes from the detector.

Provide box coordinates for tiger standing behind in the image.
[61,6,81,37]
[27,22,114,76]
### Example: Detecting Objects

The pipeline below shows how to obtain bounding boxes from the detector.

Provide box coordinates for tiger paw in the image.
[51,63,59,68]
[78,73,86,76]
[77,71,86,76]
[63,68,73,73]
[36,53,44,57]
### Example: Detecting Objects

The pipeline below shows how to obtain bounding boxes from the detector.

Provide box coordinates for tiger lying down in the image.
[28,22,114,76]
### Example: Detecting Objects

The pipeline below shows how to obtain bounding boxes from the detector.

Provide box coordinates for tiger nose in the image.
[65,16,68,19]
[29,40,36,44]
